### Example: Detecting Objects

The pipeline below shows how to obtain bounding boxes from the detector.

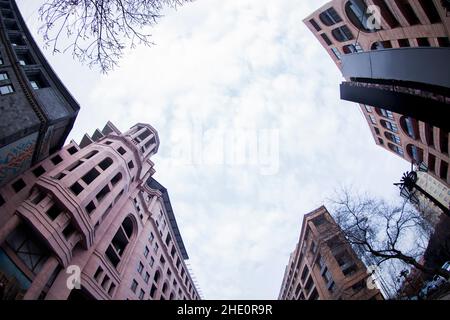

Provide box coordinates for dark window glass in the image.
[309,19,321,31]
[320,33,332,46]
[418,0,442,23]
[437,37,450,47]
[398,38,410,47]
[32,166,46,177]
[82,168,100,185]
[319,7,342,26]
[11,179,26,193]
[70,182,84,195]
[417,37,431,47]
[331,25,354,42]
[85,201,96,214]
[394,0,420,25]
[51,155,63,165]
[67,146,78,155]
[99,157,113,171]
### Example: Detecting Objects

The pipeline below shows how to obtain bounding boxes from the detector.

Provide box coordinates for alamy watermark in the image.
[168,124,280,176]
[66,265,81,290]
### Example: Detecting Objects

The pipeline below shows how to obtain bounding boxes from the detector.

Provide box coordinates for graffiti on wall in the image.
[0,133,38,187]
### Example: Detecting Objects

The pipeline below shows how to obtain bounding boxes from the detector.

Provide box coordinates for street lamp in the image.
[394,162,449,217]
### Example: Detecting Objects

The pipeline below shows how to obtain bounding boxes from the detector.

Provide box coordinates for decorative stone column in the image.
[23,256,60,300]
[0,215,21,246]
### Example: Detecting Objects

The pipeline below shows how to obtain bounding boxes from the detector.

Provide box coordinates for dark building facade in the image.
[279,206,383,300]
[0,0,80,188]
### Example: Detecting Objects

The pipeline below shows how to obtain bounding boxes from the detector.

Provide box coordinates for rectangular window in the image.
[46,204,61,220]
[17,52,34,66]
[9,34,26,46]
[108,283,116,296]
[144,272,150,284]
[70,182,84,195]
[137,262,144,274]
[117,147,126,155]
[364,105,372,113]
[398,38,410,47]
[85,201,96,214]
[438,37,450,47]
[101,275,110,289]
[369,115,377,125]
[0,72,8,80]
[440,161,448,180]
[309,19,321,31]
[131,279,138,293]
[0,57,3,65]
[32,165,46,177]
[149,257,155,267]
[67,146,78,155]
[27,73,49,90]
[331,47,341,60]
[320,33,332,46]
[144,246,149,258]
[417,37,431,47]
[11,178,26,193]
[128,161,134,169]
[418,0,442,24]
[62,222,76,239]
[149,232,154,243]
[51,155,63,165]
[0,84,14,95]
[94,266,103,281]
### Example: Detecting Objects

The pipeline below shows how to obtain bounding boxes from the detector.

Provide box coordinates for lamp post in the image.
[394,162,450,217]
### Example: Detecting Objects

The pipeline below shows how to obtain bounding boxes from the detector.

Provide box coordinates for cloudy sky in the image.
[17,0,409,299]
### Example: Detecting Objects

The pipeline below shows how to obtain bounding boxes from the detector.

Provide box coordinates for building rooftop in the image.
[147,177,189,260]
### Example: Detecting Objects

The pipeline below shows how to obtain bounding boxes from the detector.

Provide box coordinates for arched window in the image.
[345,0,377,32]
[332,25,354,42]
[99,157,113,171]
[319,7,342,26]
[169,292,175,300]
[162,282,168,294]
[384,132,401,145]
[154,270,161,283]
[406,144,424,164]
[388,143,404,156]
[380,119,398,133]
[400,116,420,140]
[105,216,135,268]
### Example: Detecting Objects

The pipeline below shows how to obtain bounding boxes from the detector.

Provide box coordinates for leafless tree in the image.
[329,189,450,279]
[38,0,193,72]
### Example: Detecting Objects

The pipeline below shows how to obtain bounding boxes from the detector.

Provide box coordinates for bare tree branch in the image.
[38,0,194,72]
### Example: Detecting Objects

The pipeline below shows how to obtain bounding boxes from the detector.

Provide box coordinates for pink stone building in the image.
[279,206,383,300]
[303,0,450,188]
[0,122,201,300]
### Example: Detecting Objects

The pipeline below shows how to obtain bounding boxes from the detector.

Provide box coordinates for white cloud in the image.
[18,0,410,299]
